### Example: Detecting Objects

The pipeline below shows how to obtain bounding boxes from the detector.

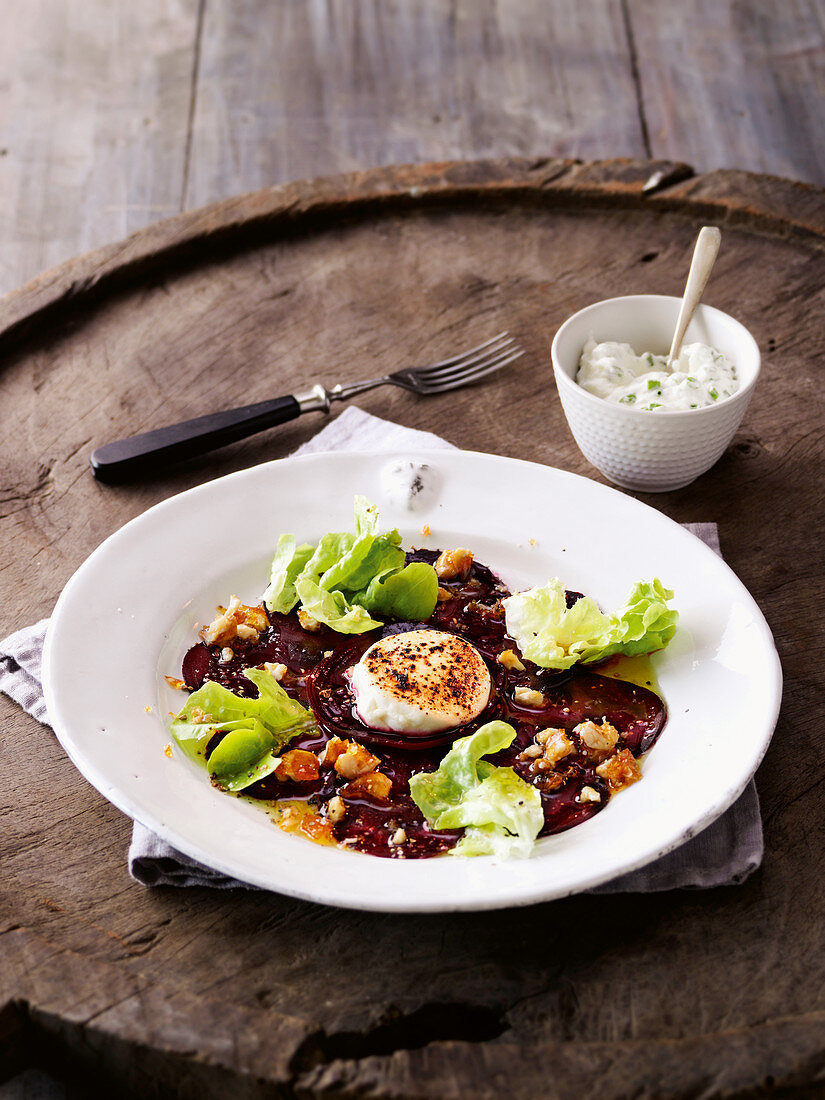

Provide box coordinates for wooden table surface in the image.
[2,4,825,1098]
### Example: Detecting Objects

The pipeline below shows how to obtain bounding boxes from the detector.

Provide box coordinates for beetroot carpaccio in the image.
[177,548,667,860]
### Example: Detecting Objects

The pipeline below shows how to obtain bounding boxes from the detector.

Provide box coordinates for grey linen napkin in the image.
[0,406,762,893]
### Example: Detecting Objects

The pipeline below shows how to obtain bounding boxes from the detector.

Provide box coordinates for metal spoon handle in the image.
[667,226,722,367]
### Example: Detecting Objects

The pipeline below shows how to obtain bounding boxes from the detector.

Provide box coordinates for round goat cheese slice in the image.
[349,629,491,734]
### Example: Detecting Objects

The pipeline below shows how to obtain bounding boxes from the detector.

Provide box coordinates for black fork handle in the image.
[90,394,303,483]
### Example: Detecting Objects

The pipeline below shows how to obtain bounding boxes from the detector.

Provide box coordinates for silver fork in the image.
[90,332,524,483]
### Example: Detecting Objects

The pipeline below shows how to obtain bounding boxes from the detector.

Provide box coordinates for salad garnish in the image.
[172,667,315,791]
[409,721,543,859]
[264,495,438,632]
[502,578,677,670]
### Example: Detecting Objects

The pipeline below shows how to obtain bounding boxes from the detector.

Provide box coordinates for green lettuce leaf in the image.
[409,721,543,859]
[264,496,438,632]
[502,577,678,670]
[294,574,383,634]
[171,668,315,790]
[205,719,284,792]
[358,561,439,621]
[263,534,315,613]
[576,578,679,664]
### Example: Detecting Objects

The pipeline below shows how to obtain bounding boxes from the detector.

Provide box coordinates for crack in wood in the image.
[288,1001,508,1076]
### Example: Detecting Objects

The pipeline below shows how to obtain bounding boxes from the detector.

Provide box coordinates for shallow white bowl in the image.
[551,295,761,492]
[42,450,781,911]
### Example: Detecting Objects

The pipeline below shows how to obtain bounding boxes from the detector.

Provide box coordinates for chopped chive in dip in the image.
[576,337,738,412]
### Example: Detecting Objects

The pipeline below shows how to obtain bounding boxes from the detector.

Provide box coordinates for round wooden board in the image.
[2,158,824,1097]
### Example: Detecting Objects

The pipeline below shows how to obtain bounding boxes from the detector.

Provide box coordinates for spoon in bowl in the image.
[667,225,722,369]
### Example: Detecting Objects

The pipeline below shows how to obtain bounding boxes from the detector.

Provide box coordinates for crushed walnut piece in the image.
[165,676,187,691]
[596,748,642,791]
[200,596,268,647]
[513,685,546,708]
[421,523,431,537]
[498,649,525,672]
[274,749,320,783]
[435,547,474,581]
[326,795,347,824]
[578,785,601,803]
[519,727,574,771]
[262,662,288,681]
[341,771,392,801]
[436,586,453,602]
[333,740,381,780]
[297,607,322,632]
[318,736,346,767]
[575,719,620,763]
[164,743,173,758]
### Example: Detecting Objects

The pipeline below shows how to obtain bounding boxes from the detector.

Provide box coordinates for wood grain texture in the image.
[0,0,198,294]
[629,0,825,184]
[184,0,645,206]
[5,0,825,301]
[1,159,824,1096]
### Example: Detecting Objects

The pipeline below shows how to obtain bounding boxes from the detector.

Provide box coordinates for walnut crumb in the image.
[575,719,620,762]
[435,547,474,580]
[220,646,234,663]
[297,607,322,632]
[519,728,574,771]
[326,796,347,824]
[578,785,601,803]
[262,662,288,681]
[421,524,432,537]
[498,649,526,672]
[513,685,546,708]
[596,749,642,791]
[389,827,407,846]
[333,740,380,779]
[165,676,187,691]
[144,705,152,714]
[164,743,173,758]
[200,597,267,647]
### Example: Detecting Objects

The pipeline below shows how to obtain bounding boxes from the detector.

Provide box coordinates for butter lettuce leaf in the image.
[409,721,543,860]
[171,668,315,790]
[205,719,283,792]
[263,534,315,614]
[503,577,678,670]
[357,561,439,621]
[576,578,679,664]
[294,574,383,634]
[264,496,438,632]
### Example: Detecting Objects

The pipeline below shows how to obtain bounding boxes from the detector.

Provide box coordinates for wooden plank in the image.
[184,0,646,208]
[0,0,199,296]
[627,0,825,185]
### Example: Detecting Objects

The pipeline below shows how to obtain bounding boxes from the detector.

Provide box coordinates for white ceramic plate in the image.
[43,451,782,912]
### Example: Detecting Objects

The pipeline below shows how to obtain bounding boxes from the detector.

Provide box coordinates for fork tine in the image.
[416,335,519,381]
[423,345,524,386]
[419,331,514,371]
[420,348,525,392]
